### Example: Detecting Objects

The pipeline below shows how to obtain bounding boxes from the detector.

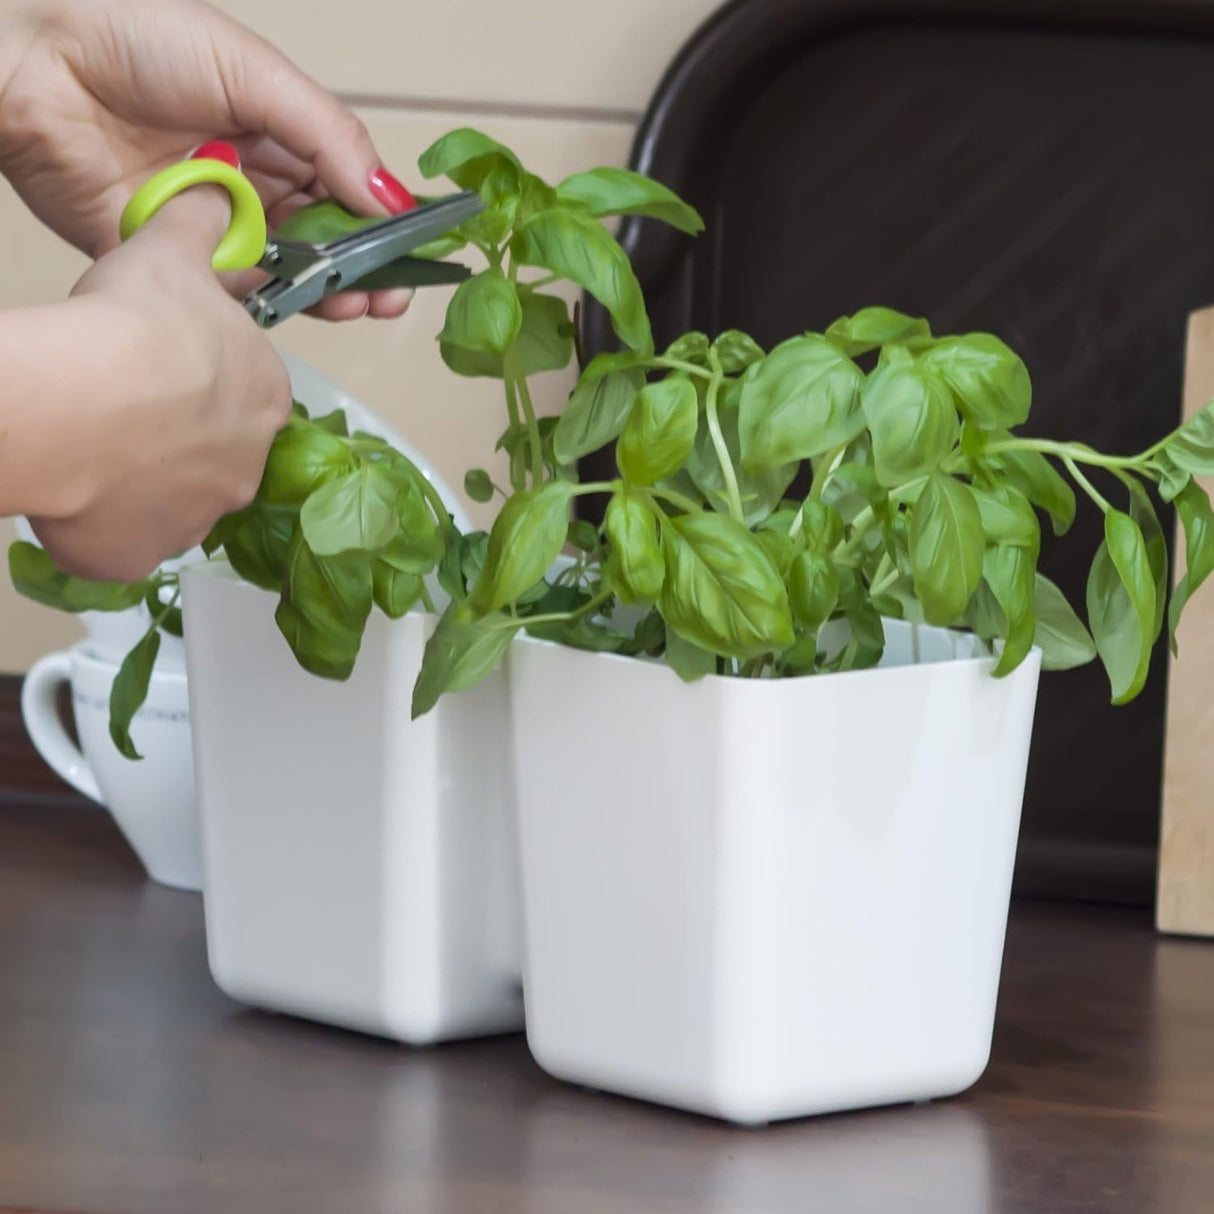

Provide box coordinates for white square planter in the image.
[509,621,1041,1125]
[180,561,524,1044]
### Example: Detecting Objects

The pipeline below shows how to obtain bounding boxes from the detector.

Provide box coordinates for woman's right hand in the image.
[23,185,292,582]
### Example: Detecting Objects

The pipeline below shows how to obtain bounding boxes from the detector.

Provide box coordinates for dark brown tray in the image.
[580,0,1214,904]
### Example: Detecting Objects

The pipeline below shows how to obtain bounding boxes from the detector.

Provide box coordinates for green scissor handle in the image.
[118,159,267,272]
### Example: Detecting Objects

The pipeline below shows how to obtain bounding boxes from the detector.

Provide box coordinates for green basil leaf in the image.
[516,582,591,621]
[567,518,599,552]
[861,361,959,488]
[909,474,985,626]
[512,291,575,376]
[470,482,574,613]
[276,198,377,243]
[824,307,933,357]
[1087,510,1156,705]
[144,586,183,638]
[831,570,886,672]
[798,501,845,553]
[738,334,864,467]
[275,527,373,681]
[212,502,297,591]
[1155,449,1191,504]
[664,331,710,366]
[1126,478,1167,642]
[417,127,523,194]
[438,268,522,366]
[310,409,349,437]
[711,330,765,375]
[108,627,160,761]
[460,531,489,587]
[553,368,643,464]
[967,578,1006,645]
[664,627,718,681]
[436,528,482,600]
[555,167,704,235]
[660,513,794,658]
[514,208,651,351]
[969,482,1040,550]
[380,482,444,573]
[464,469,494,503]
[201,524,224,558]
[372,564,424,619]
[399,233,469,262]
[7,542,148,613]
[616,375,698,486]
[1169,480,1214,652]
[1164,401,1214,477]
[260,420,353,506]
[918,333,1031,429]
[579,349,653,384]
[632,608,666,657]
[527,616,630,652]
[1032,573,1096,671]
[685,384,796,525]
[604,491,664,603]
[987,445,1076,536]
[960,418,988,460]
[983,545,1036,677]
[755,529,797,578]
[788,552,839,628]
[299,464,401,556]
[820,462,888,526]
[411,604,518,718]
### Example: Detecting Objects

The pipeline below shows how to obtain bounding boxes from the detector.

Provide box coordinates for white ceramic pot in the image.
[180,561,523,1044]
[21,641,201,890]
[509,620,1041,1125]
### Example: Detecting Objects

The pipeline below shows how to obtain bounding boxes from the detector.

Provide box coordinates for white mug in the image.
[21,642,202,892]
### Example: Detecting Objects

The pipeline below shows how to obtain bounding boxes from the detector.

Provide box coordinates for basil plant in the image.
[11,127,1214,753]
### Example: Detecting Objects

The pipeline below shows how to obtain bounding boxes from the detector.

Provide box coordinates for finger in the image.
[306,293,371,322]
[133,184,233,263]
[220,41,413,216]
[367,288,414,319]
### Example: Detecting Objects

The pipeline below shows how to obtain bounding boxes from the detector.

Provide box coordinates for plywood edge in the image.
[1157,305,1214,935]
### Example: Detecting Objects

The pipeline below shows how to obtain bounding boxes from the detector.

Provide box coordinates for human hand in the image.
[0,0,414,321]
[26,186,292,581]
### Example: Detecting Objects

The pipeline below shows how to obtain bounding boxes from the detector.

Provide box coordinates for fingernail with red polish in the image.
[189,140,241,169]
[368,166,417,214]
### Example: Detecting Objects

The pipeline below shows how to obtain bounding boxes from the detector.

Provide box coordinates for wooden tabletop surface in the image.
[2,798,1214,1214]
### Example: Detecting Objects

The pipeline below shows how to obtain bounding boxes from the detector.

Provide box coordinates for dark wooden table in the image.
[2,799,1214,1214]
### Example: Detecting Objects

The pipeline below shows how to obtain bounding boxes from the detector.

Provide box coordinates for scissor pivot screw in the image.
[326,270,342,289]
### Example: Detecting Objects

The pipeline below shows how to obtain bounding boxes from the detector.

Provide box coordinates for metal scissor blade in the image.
[319,191,485,291]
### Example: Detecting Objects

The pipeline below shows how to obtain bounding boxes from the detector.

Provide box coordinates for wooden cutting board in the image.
[1158,305,1214,936]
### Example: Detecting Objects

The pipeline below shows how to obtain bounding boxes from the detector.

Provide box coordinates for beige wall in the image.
[0,0,723,673]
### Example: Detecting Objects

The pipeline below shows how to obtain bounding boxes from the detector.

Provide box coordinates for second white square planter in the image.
[181,561,524,1044]
[509,621,1041,1125]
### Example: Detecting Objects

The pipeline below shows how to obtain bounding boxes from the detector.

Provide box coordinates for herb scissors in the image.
[117,144,484,329]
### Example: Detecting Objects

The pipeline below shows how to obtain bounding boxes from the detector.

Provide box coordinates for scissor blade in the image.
[320,191,485,291]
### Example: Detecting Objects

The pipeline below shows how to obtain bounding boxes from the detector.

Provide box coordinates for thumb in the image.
[132,185,234,265]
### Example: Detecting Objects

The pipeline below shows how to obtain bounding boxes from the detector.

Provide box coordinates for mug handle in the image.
[21,652,103,804]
